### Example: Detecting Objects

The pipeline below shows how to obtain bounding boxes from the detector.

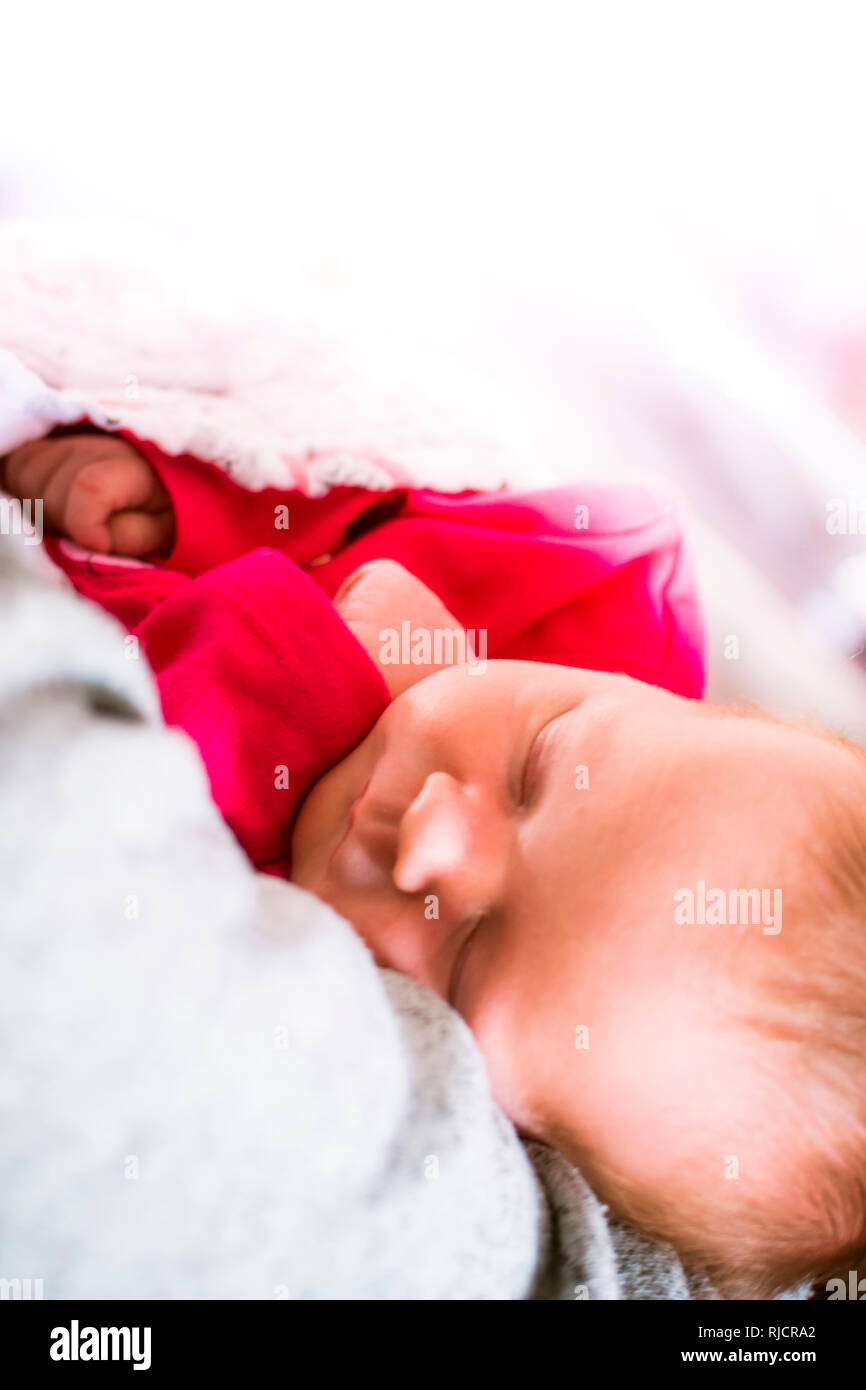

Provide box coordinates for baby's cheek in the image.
[558,992,749,1188]
[461,986,549,1136]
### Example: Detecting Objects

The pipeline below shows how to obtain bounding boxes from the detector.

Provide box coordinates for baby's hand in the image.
[1,432,174,557]
[334,559,468,698]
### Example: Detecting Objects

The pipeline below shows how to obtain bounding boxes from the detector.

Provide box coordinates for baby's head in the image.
[291,660,866,1295]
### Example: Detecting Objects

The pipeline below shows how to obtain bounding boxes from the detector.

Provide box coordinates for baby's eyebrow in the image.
[542,697,614,782]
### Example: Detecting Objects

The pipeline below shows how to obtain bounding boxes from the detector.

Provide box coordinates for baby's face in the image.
[291,660,856,1202]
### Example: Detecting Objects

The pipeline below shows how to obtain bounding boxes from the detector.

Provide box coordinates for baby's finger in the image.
[40,446,106,533]
[63,456,163,552]
[107,508,173,558]
[3,438,71,502]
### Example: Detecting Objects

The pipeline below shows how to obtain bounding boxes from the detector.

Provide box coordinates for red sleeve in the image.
[133,547,390,874]
[117,429,403,579]
[374,484,706,698]
[43,430,392,873]
[117,429,293,575]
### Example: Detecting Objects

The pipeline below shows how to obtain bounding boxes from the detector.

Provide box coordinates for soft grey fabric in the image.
[0,529,538,1299]
[525,1143,719,1301]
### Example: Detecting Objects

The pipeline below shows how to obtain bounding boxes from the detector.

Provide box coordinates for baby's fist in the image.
[2,432,174,557]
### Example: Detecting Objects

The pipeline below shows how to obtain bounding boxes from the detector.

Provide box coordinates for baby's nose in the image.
[392,770,506,917]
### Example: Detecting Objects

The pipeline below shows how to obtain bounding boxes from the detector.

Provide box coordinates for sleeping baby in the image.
[5,428,866,1300]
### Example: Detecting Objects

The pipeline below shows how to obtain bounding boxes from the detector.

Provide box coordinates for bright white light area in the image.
[3,1,866,305]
